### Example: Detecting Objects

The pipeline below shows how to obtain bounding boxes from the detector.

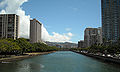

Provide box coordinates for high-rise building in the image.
[30,19,42,43]
[102,0,120,42]
[84,27,102,48]
[78,40,84,48]
[98,27,103,44]
[0,14,19,39]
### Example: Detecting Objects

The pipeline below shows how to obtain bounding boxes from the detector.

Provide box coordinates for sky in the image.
[0,0,101,43]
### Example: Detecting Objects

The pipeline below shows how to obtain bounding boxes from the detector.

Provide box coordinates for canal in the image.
[0,51,120,72]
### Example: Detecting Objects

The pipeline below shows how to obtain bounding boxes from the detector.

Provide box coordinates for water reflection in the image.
[16,61,44,72]
[0,62,18,72]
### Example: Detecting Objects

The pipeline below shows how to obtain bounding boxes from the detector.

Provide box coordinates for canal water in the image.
[0,51,120,72]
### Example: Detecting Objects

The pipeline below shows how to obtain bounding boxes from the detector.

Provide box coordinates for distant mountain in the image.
[45,41,78,48]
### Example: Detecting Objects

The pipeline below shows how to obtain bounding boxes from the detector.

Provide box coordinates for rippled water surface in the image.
[0,51,120,72]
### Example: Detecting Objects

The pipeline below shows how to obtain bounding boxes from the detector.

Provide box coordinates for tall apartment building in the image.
[84,27,102,48]
[30,19,42,43]
[102,0,120,42]
[78,40,84,48]
[0,14,19,39]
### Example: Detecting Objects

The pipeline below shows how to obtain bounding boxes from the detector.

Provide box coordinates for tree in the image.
[15,38,32,54]
[0,39,21,55]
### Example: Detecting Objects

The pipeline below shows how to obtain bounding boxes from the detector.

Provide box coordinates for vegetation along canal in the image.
[0,51,120,72]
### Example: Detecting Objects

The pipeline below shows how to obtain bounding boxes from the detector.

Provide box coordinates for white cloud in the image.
[41,25,50,41]
[0,0,74,42]
[42,25,74,42]
[67,32,73,37]
[65,28,71,31]
[0,10,6,14]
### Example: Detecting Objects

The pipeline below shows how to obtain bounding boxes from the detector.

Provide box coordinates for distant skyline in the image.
[0,0,101,43]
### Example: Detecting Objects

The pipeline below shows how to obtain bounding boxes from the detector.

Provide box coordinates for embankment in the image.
[73,51,120,64]
[0,51,55,62]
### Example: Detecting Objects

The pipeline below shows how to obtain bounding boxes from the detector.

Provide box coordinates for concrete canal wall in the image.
[73,51,120,64]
